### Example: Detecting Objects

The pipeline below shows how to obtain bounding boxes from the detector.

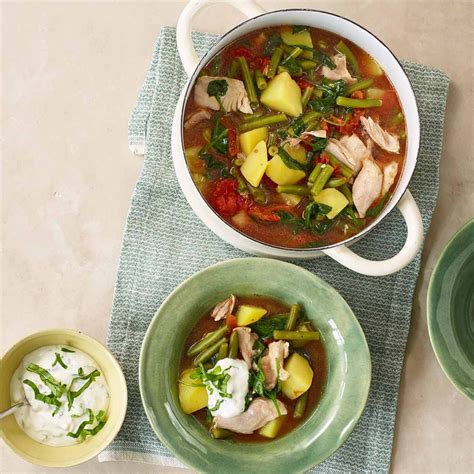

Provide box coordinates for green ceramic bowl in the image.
[140,258,371,472]
[427,219,474,400]
[0,329,128,467]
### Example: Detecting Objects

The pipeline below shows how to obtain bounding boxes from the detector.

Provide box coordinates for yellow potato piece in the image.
[280,193,303,207]
[239,127,268,156]
[260,72,302,117]
[258,415,286,438]
[314,188,349,219]
[178,368,208,414]
[240,140,268,187]
[281,27,314,59]
[265,144,307,185]
[236,304,267,326]
[281,353,314,400]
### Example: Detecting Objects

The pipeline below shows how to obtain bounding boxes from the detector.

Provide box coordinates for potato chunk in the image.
[258,415,286,438]
[240,140,268,187]
[236,304,267,326]
[281,353,314,400]
[281,27,314,59]
[179,368,208,414]
[314,188,349,219]
[239,127,268,156]
[260,72,302,117]
[265,144,307,185]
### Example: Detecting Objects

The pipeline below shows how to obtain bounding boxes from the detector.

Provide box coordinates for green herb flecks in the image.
[207,79,228,111]
[67,368,101,410]
[191,364,233,400]
[52,352,68,369]
[26,363,66,398]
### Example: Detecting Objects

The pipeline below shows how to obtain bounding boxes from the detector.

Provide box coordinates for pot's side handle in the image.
[177,0,266,77]
[323,190,424,276]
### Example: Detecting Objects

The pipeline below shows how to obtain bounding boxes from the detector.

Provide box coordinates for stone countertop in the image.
[1,1,473,472]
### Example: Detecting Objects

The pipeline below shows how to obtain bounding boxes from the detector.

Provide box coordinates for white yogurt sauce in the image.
[206,358,249,418]
[10,345,109,446]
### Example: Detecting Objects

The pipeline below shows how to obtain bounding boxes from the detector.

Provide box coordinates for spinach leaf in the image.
[250,314,289,339]
[210,117,228,154]
[277,147,311,172]
[292,25,308,34]
[207,79,228,110]
[199,153,231,178]
[275,211,306,234]
[264,34,282,56]
[291,116,306,136]
[308,137,328,153]
[280,56,301,75]
[308,79,347,116]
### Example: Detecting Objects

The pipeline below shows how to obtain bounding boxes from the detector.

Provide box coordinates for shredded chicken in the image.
[302,130,327,139]
[281,130,327,148]
[214,398,287,434]
[321,53,356,84]
[183,109,211,129]
[360,116,400,154]
[233,327,258,368]
[325,135,370,174]
[352,158,383,218]
[194,76,253,114]
[382,161,399,195]
[210,295,236,322]
[261,341,290,390]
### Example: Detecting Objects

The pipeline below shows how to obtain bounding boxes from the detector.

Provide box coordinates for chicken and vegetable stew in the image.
[183,25,406,248]
[178,295,326,441]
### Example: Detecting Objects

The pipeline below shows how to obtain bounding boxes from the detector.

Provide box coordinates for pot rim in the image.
[179,8,420,253]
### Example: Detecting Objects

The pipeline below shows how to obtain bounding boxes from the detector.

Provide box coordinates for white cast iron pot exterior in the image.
[172,0,424,276]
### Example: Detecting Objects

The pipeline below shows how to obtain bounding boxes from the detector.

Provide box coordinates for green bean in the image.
[286,304,300,331]
[301,86,314,108]
[187,325,228,357]
[339,183,354,206]
[302,110,321,124]
[310,164,334,196]
[297,59,318,70]
[293,392,308,418]
[248,184,267,204]
[193,337,227,366]
[345,78,374,96]
[267,47,283,79]
[211,427,233,439]
[255,70,267,91]
[268,145,279,157]
[228,59,239,78]
[239,113,288,132]
[218,342,228,361]
[230,167,247,193]
[306,68,316,81]
[336,40,360,76]
[325,151,353,179]
[242,109,263,122]
[326,177,347,188]
[273,330,320,341]
[278,64,303,77]
[238,56,258,106]
[307,163,323,187]
[281,46,303,64]
[229,331,239,359]
[276,185,311,195]
[312,88,323,99]
[291,322,314,348]
[336,96,382,108]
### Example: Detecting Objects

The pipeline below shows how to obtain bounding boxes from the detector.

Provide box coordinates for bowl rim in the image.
[139,257,372,471]
[0,328,128,467]
[178,8,420,253]
[426,219,474,401]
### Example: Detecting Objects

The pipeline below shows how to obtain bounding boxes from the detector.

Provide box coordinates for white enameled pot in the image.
[172,0,423,276]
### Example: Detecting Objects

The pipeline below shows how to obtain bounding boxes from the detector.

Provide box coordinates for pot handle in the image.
[177,0,266,77]
[322,190,424,276]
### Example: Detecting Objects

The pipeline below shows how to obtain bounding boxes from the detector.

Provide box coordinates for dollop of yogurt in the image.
[206,358,249,418]
[10,345,109,446]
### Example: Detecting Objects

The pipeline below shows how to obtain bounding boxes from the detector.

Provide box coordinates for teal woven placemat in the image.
[99,27,449,472]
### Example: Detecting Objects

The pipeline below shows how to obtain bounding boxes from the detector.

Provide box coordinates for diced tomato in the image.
[231,46,253,61]
[339,109,364,135]
[248,204,297,223]
[319,153,329,165]
[300,141,313,152]
[211,179,241,217]
[227,127,239,156]
[296,77,313,91]
[226,315,237,333]
[263,338,274,346]
[259,57,270,73]
[333,165,341,176]
[351,90,364,99]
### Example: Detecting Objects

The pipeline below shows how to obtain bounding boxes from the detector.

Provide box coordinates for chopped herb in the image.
[191,364,233,399]
[250,315,288,339]
[67,409,94,438]
[67,368,101,410]
[23,379,62,412]
[61,347,75,353]
[52,352,68,369]
[209,399,224,413]
[207,79,228,110]
[26,363,66,398]
[199,153,231,178]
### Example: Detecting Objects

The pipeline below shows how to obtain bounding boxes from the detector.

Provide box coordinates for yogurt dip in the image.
[10,345,109,446]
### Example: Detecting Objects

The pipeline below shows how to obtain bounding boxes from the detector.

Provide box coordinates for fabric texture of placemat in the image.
[98,26,449,472]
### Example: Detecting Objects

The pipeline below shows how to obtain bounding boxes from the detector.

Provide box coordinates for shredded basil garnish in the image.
[67,408,107,439]
[23,379,62,414]
[61,347,75,353]
[26,363,66,398]
[67,368,101,410]
[191,364,232,399]
[52,352,68,369]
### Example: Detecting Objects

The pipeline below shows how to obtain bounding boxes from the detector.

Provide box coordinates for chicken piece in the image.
[360,116,400,154]
[214,398,287,434]
[194,76,253,114]
[302,130,327,139]
[321,53,356,84]
[184,109,211,129]
[352,158,383,218]
[382,161,399,195]
[281,130,326,148]
[233,327,258,368]
[325,135,370,174]
[261,341,290,390]
[210,295,236,322]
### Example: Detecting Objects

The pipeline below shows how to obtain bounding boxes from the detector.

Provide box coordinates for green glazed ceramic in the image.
[139,258,371,473]
[427,220,474,400]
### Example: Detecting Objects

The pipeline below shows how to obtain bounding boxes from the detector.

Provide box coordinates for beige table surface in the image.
[1,0,473,472]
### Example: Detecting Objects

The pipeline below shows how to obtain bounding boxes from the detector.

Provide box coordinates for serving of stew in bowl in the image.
[172,3,423,275]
